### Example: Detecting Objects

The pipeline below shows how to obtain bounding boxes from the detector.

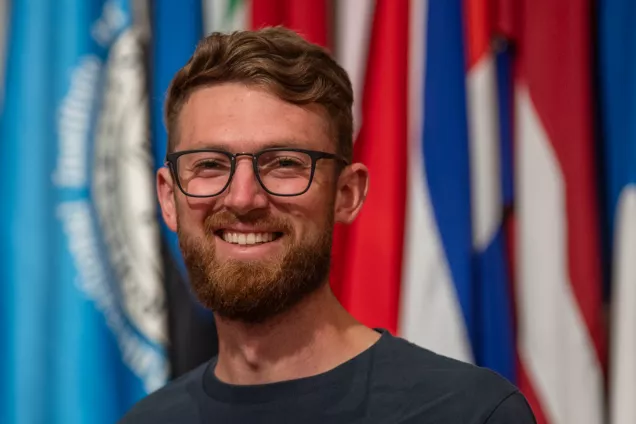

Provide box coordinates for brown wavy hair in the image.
[164,26,354,162]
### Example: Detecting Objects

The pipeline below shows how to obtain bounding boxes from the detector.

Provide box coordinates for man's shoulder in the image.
[118,361,210,424]
[375,333,515,391]
[370,333,535,423]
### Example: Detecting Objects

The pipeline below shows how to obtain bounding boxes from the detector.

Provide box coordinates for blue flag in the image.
[422,0,515,381]
[151,0,218,378]
[0,1,168,423]
[599,1,636,422]
[152,0,203,269]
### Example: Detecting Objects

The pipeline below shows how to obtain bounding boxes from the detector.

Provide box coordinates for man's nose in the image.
[222,158,269,214]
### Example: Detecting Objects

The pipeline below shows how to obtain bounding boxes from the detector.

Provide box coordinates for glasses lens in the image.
[177,151,232,196]
[257,150,312,195]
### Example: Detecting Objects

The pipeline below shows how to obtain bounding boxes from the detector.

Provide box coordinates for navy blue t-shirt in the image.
[120,330,536,423]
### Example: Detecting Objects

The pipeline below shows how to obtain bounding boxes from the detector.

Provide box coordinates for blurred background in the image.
[1,0,634,423]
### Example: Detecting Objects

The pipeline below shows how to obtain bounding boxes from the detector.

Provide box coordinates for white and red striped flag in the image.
[510,1,606,423]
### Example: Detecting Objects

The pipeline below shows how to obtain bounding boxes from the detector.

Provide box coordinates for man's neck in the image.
[212,284,381,386]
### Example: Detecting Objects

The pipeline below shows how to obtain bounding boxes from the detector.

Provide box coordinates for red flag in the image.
[284,0,329,48]
[330,0,409,335]
[251,0,329,48]
[251,0,285,29]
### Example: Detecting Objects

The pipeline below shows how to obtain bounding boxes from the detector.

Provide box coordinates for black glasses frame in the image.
[165,147,349,198]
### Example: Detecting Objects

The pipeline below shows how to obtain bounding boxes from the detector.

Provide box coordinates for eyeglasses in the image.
[165,148,349,198]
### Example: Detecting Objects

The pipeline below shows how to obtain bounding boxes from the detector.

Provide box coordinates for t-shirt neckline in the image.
[202,328,389,404]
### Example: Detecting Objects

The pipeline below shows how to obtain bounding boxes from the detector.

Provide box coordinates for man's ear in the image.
[157,167,178,232]
[333,163,369,224]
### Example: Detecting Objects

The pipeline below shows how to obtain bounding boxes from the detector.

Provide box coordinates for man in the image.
[121,27,536,424]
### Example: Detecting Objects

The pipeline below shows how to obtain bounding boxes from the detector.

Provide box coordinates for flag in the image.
[332,0,374,144]
[599,1,636,423]
[511,1,606,423]
[203,0,248,35]
[152,0,219,378]
[464,0,515,382]
[330,0,408,335]
[250,0,329,47]
[330,0,375,304]
[0,3,54,421]
[330,0,515,377]
[0,1,168,423]
[399,0,474,362]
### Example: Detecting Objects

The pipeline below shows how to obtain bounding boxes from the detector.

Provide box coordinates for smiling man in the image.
[120,27,536,424]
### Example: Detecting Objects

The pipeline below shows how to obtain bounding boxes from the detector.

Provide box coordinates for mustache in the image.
[203,210,294,234]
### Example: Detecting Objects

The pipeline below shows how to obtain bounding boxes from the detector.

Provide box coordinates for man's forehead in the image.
[176,85,334,151]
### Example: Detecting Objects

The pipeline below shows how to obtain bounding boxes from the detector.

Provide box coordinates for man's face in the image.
[157,83,353,323]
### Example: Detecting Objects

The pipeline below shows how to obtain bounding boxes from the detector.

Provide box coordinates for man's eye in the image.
[277,157,304,167]
[198,160,222,169]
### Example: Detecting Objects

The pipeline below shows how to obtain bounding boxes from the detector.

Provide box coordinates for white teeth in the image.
[221,232,277,245]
